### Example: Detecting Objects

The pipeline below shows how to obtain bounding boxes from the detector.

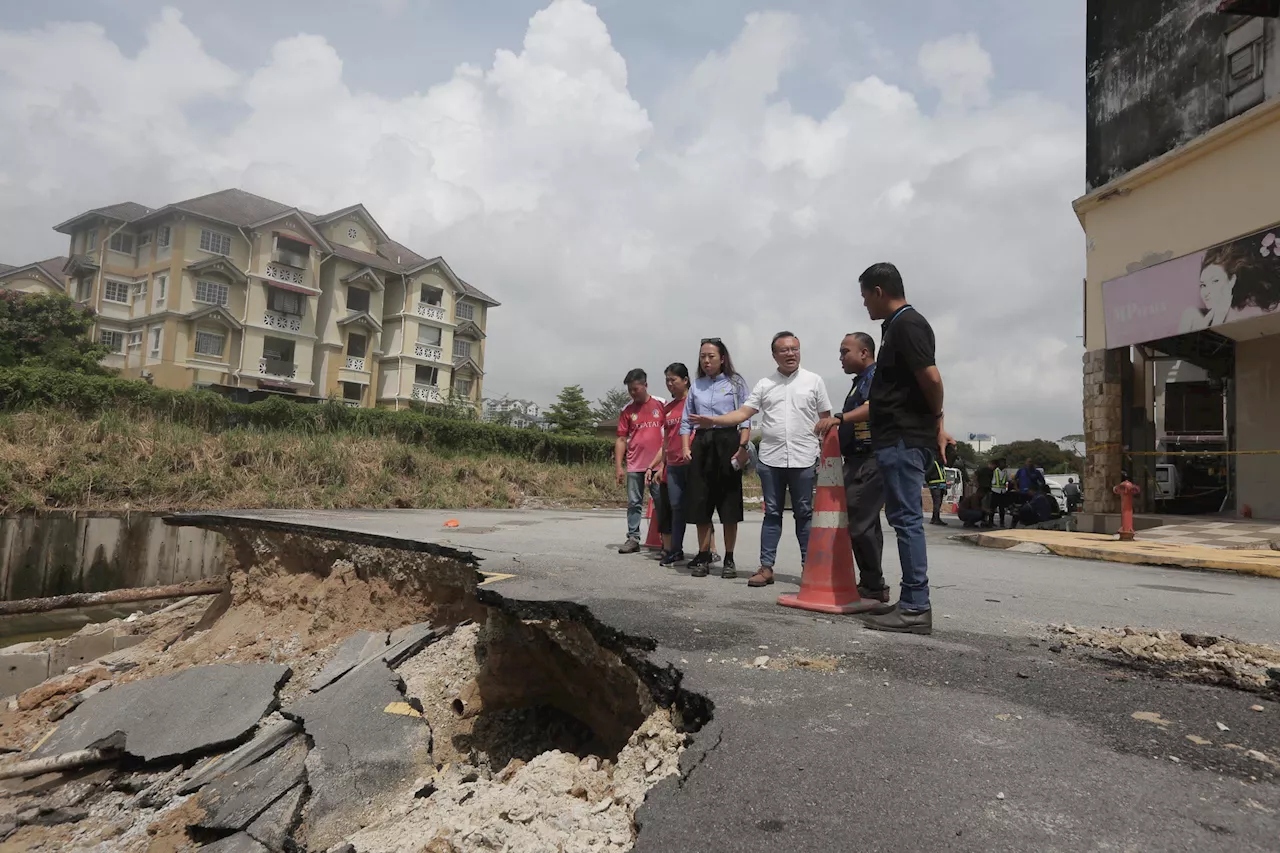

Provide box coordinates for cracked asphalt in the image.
[224,507,1280,852]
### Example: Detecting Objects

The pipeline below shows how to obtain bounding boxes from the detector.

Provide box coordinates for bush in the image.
[0,368,614,465]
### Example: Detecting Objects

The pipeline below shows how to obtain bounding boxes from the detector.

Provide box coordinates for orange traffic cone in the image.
[642,495,663,550]
[778,430,880,614]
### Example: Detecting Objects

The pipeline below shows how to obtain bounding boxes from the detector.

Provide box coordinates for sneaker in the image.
[721,555,737,579]
[660,551,685,567]
[930,519,949,527]
[857,604,933,635]
[618,538,641,554]
[857,584,891,603]
[710,551,722,566]
[688,553,711,577]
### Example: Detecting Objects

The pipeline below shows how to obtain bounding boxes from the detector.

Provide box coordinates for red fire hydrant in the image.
[1113,479,1141,542]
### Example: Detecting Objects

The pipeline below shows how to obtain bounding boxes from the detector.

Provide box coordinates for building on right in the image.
[1074,0,1280,519]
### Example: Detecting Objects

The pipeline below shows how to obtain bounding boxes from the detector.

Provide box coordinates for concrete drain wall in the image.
[0,517,712,853]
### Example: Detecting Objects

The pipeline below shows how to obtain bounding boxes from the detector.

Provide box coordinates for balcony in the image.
[263,310,303,333]
[415,302,447,322]
[345,356,366,371]
[412,383,441,403]
[414,343,443,361]
[265,262,307,287]
[259,358,297,380]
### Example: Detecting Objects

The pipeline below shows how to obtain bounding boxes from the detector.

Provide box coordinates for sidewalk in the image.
[960,527,1280,579]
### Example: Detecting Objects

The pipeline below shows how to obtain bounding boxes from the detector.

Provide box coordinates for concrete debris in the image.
[1050,624,1280,693]
[201,832,272,852]
[1131,711,1172,728]
[1186,735,1212,746]
[47,679,113,723]
[288,657,434,850]
[1251,704,1266,712]
[309,630,389,692]
[1217,722,1231,732]
[34,663,291,762]
[193,735,308,833]
[246,782,307,851]
[179,718,302,795]
[1008,542,1051,555]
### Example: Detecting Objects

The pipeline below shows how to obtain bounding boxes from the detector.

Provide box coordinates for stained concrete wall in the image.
[0,513,225,601]
[1235,335,1280,519]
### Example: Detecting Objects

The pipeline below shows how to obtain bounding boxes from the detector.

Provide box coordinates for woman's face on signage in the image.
[1199,263,1236,314]
[699,344,723,375]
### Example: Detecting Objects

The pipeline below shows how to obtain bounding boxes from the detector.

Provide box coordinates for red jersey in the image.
[617,397,666,473]
[663,397,687,468]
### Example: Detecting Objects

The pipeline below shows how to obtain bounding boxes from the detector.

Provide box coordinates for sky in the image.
[0,0,1088,442]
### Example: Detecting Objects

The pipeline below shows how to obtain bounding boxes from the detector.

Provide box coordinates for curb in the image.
[955,531,1280,580]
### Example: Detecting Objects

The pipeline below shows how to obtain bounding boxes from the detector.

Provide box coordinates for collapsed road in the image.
[2,507,1280,852]
[0,520,709,852]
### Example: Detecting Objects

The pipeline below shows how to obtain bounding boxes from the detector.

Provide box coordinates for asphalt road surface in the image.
[228,507,1280,852]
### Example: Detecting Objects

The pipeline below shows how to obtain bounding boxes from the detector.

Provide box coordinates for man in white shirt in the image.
[690,331,831,587]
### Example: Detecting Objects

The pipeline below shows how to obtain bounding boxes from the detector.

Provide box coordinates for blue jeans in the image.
[875,440,931,611]
[626,472,660,541]
[666,464,690,554]
[757,463,816,568]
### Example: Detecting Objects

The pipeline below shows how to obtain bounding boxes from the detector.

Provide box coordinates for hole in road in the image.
[1136,584,1233,596]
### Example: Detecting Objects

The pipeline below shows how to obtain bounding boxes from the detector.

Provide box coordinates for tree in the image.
[1060,434,1084,455]
[950,440,980,469]
[592,388,632,423]
[0,291,112,374]
[547,384,595,435]
[987,439,1078,473]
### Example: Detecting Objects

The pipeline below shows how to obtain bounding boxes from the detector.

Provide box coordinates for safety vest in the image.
[927,459,947,488]
[991,468,1008,494]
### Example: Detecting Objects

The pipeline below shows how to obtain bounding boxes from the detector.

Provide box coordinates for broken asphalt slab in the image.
[199,832,271,853]
[192,734,308,835]
[34,664,291,762]
[308,630,388,692]
[244,782,306,851]
[179,719,301,795]
[286,657,432,849]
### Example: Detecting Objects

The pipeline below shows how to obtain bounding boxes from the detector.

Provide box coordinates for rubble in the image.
[1049,624,1280,694]
[0,523,709,851]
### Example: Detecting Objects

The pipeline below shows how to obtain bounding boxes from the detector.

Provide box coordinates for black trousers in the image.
[930,487,946,522]
[685,429,744,525]
[843,452,885,591]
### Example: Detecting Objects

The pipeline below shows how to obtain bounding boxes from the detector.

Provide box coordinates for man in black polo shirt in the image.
[855,262,950,635]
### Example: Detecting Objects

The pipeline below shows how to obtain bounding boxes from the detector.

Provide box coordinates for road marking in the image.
[384,702,422,717]
[479,572,517,586]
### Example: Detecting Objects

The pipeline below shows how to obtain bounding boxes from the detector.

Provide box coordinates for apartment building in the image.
[482,397,541,428]
[5,189,497,408]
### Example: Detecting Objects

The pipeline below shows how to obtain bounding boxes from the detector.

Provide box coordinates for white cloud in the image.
[0,0,1084,440]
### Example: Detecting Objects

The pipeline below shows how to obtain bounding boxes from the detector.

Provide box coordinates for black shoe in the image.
[660,550,685,567]
[688,553,711,577]
[858,604,933,635]
[721,555,737,579]
[930,519,949,527]
[857,584,891,603]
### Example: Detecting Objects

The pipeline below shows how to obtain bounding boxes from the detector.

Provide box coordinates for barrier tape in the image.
[1082,445,1280,457]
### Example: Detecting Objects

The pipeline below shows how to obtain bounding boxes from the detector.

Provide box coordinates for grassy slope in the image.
[0,410,625,513]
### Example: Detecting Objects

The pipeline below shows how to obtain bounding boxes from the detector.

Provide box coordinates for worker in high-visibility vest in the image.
[928,452,949,526]
[981,457,1009,528]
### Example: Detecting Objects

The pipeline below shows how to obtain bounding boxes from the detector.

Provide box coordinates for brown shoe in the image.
[747,567,775,587]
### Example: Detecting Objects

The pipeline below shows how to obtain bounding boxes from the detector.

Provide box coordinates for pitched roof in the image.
[156,188,294,228]
[458,278,500,306]
[309,204,391,244]
[0,256,69,289]
[328,243,403,275]
[54,202,155,233]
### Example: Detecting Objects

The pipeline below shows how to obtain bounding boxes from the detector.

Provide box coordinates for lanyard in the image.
[883,304,914,333]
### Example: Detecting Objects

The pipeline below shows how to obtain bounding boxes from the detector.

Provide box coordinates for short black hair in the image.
[845,331,876,357]
[664,362,689,382]
[623,368,647,386]
[771,331,798,351]
[859,262,905,300]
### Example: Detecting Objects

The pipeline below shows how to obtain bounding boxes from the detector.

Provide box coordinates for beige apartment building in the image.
[1,189,497,409]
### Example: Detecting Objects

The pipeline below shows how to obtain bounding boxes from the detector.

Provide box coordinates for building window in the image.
[267,287,303,315]
[195,279,230,306]
[103,280,131,304]
[150,327,162,357]
[199,229,232,256]
[127,331,143,348]
[347,286,371,313]
[415,365,438,385]
[154,274,167,307]
[86,228,98,252]
[348,333,367,359]
[194,330,225,358]
[454,376,473,396]
[420,284,442,305]
[100,329,125,353]
[342,381,363,402]
[455,301,474,321]
[135,280,147,302]
[453,338,471,359]
[417,325,442,346]
[157,226,171,248]
[138,231,152,248]
[108,233,135,254]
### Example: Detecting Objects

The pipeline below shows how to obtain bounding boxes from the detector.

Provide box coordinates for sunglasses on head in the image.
[701,337,722,345]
